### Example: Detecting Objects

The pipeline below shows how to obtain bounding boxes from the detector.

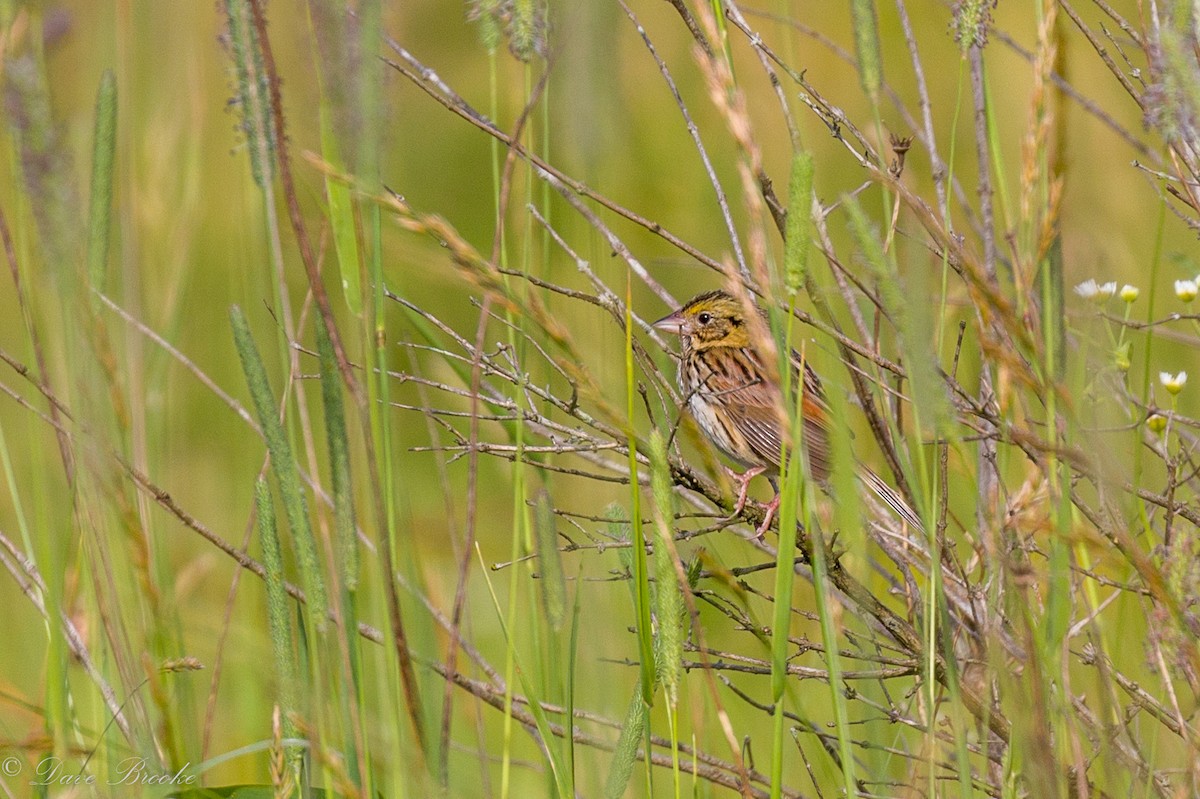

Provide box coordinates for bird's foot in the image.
[724,465,766,519]
[754,494,781,541]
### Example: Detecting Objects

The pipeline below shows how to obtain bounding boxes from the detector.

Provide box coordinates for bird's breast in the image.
[686,390,749,465]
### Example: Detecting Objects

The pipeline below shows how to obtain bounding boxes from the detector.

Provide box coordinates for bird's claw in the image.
[724,465,766,518]
[753,494,781,541]
[718,465,781,541]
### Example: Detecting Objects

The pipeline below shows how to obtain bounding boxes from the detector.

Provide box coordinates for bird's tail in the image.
[859,467,924,531]
[857,465,1024,658]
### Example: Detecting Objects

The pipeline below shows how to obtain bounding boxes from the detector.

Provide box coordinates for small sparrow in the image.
[654,290,920,537]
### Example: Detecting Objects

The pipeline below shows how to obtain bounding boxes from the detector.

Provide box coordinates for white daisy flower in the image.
[1160,371,1188,395]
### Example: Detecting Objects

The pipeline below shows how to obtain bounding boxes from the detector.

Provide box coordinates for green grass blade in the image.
[648,430,682,704]
[86,70,116,293]
[534,488,566,631]
[475,546,571,798]
[318,112,362,315]
[230,305,328,628]
[782,150,813,294]
[807,498,856,795]
[224,0,275,187]
[604,681,649,799]
[768,318,805,799]
[255,478,299,745]
[565,562,583,796]
[316,319,358,589]
[649,429,684,797]
[624,279,655,708]
[851,0,882,103]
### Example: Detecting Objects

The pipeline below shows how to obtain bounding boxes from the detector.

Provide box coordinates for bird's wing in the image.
[695,348,830,479]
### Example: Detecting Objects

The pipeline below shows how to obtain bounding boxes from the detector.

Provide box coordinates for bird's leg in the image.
[755,493,781,541]
[724,465,766,517]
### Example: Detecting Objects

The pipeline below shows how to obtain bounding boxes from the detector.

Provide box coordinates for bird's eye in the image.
[697,312,711,324]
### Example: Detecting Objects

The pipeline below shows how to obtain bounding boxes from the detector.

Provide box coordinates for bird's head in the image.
[653,290,751,350]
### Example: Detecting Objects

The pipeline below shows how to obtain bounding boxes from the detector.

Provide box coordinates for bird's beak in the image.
[652,310,684,333]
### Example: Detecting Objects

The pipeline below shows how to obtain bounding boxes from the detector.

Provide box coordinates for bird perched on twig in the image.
[654,289,920,537]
